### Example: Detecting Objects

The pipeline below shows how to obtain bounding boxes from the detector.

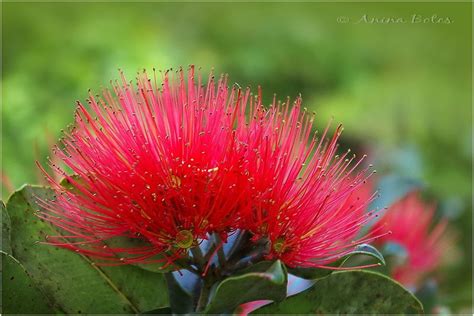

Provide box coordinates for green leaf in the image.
[164,272,194,314]
[253,270,423,314]
[6,184,169,314]
[103,236,178,273]
[205,260,287,314]
[1,252,56,314]
[289,243,385,280]
[60,176,176,273]
[1,201,11,254]
[340,243,385,266]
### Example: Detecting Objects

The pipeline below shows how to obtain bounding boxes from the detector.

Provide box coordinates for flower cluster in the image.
[38,67,381,269]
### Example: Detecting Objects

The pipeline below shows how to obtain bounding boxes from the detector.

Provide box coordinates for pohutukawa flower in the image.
[369,191,449,287]
[37,66,382,270]
[38,67,253,266]
[240,99,382,268]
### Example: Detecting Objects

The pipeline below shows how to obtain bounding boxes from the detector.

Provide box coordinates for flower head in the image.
[370,191,448,287]
[240,98,381,268]
[38,67,252,265]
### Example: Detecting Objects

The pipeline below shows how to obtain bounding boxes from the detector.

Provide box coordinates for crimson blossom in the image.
[38,67,252,266]
[38,66,382,270]
[239,98,382,268]
[370,192,448,287]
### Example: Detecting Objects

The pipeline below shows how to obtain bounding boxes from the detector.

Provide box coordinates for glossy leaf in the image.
[341,243,385,266]
[205,260,287,314]
[253,270,423,314]
[289,243,385,280]
[1,252,56,314]
[6,185,169,314]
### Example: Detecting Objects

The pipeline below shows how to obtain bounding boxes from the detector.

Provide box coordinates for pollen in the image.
[169,174,182,188]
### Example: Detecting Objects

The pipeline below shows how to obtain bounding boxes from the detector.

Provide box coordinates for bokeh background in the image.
[2,2,472,312]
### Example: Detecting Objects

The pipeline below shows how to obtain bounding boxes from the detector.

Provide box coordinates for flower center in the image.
[273,238,286,254]
[175,230,194,249]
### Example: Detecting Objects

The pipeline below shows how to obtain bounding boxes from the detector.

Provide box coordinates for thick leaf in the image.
[60,176,176,273]
[253,270,423,314]
[1,201,11,254]
[1,252,56,314]
[289,243,385,279]
[205,260,287,314]
[6,185,169,314]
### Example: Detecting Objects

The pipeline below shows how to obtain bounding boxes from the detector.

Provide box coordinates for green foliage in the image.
[254,270,423,314]
[4,185,169,314]
[205,260,287,314]
[1,252,56,314]
[2,186,425,314]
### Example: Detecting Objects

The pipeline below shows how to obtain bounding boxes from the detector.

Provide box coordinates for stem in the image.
[196,278,213,312]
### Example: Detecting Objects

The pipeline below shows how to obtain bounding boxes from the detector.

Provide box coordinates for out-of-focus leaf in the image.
[205,260,287,314]
[1,252,56,314]
[289,243,385,279]
[6,185,169,314]
[1,201,11,254]
[253,270,423,314]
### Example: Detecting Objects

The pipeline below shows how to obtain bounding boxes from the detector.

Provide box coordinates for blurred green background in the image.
[2,2,472,312]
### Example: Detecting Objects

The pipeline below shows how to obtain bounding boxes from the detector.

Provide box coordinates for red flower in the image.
[38,67,251,265]
[370,191,448,287]
[38,67,382,270]
[240,97,382,268]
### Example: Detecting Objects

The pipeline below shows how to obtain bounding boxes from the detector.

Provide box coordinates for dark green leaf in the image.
[205,260,287,314]
[1,252,56,314]
[6,185,169,314]
[289,243,385,280]
[1,201,11,254]
[164,272,194,314]
[253,270,423,314]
